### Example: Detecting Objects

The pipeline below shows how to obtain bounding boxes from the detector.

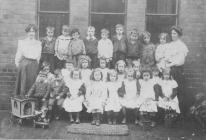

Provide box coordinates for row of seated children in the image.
[27,55,180,127]
[40,23,171,73]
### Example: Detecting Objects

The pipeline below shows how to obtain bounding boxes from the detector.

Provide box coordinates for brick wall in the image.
[179,0,206,96]
[0,0,36,110]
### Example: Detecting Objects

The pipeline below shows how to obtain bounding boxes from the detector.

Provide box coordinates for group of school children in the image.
[27,24,181,127]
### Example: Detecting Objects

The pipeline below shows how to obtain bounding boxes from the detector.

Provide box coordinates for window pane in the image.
[147,0,176,14]
[39,13,69,38]
[146,15,176,43]
[91,0,125,13]
[91,14,125,39]
[40,0,69,11]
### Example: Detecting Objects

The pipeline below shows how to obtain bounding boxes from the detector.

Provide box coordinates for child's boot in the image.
[96,113,101,126]
[91,113,96,125]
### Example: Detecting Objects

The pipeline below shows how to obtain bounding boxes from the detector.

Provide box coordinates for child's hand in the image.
[42,98,46,101]
[106,58,110,63]
[56,96,60,99]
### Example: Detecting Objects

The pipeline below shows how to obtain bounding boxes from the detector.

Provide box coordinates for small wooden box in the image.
[11,97,36,118]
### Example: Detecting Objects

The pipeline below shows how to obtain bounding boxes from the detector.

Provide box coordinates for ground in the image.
[0,111,206,140]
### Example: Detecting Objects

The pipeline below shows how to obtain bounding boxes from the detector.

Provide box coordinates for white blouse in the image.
[165,39,189,66]
[97,38,113,59]
[15,39,42,67]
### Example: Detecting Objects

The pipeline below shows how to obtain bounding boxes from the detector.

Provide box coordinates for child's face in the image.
[47,30,54,38]
[143,72,151,81]
[72,32,80,40]
[133,64,140,72]
[101,33,108,40]
[65,63,74,71]
[130,33,138,41]
[94,71,102,81]
[100,60,106,69]
[82,61,89,69]
[73,71,80,80]
[117,64,125,73]
[127,73,134,81]
[62,29,69,36]
[160,36,166,44]
[43,66,50,74]
[152,71,159,77]
[143,35,150,44]
[163,73,170,80]
[136,71,141,79]
[110,74,117,82]
[116,27,123,35]
[87,29,95,37]
[37,76,46,82]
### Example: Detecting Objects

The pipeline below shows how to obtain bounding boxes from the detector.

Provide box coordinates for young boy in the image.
[27,71,50,111]
[40,26,56,73]
[84,26,98,68]
[68,28,86,67]
[97,28,113,68]
[126,29,141,66]
[48,69,69,121]
[55,25,71,69]
[112,24,128,67]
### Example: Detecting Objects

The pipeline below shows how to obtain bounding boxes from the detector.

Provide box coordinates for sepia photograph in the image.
[0,0,206,139]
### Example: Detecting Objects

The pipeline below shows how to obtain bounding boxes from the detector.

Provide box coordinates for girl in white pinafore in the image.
[79,55,92,88]
[61,59,74,85]
[63,69,85,123]
[85,68,107,126]
[105,70,122,125]
[138,68,158,127]
[158,69,180,113]
[119,68,140,124]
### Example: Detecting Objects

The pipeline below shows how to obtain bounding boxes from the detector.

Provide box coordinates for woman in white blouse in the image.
[15,24,42,96]
[165,26,189,113]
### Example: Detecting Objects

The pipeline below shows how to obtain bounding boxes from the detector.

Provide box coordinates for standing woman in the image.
[15,24,42,96]
[165,26,189,113]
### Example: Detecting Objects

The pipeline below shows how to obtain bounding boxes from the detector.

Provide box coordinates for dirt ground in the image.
[0,111,206,140]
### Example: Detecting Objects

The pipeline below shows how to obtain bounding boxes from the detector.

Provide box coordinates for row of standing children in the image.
[27,24,181,127]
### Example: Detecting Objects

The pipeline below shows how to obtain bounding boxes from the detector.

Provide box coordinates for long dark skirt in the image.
[15,58,38,96]
[170,65,186,114]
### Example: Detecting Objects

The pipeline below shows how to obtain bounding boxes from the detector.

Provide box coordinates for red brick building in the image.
[0,0,206,110]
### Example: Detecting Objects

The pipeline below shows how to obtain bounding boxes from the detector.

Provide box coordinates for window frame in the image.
[37,0,70,38]
[89,0,128,31]
[145,0,179,32]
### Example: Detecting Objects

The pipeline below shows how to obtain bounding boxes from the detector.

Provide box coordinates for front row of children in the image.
[27,56,180,127]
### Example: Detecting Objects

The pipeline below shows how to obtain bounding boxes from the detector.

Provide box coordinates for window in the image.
[146,0,178,43]
[37,0,70,38]
[89,0,127,39]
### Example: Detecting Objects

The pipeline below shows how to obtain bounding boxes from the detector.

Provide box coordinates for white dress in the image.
[61,69,71,85]
[63,79,84,112]
[158,79,180,113]
[139,79,157,112]
[117,73,125,83]
[119,80,140,109]
[81,69,92,85]
[155,44,168,71]
[85,81,107,113]
[100,68,109,82]
[105,82,122,112]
